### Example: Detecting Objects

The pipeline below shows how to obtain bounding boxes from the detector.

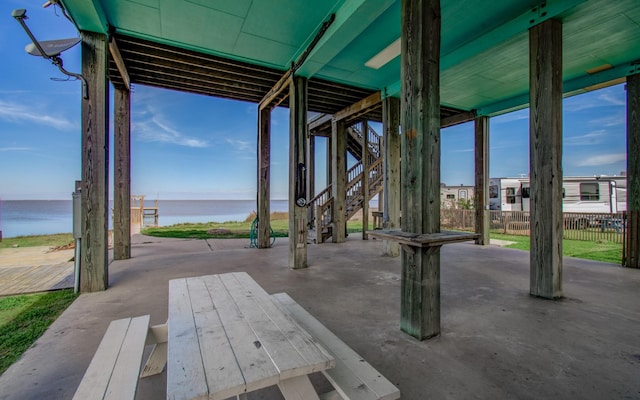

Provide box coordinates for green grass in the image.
[0,289,78,375]
[0,234,73,249]
[142,214,364,239]
[490,232,622,264]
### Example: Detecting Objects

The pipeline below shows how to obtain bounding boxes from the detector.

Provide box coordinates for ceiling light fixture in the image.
[365,38,400,69]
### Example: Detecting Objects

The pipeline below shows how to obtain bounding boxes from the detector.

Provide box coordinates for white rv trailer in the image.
[489,176,627,213]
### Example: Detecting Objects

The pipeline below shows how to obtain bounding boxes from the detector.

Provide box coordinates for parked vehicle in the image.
[489,176,627,229]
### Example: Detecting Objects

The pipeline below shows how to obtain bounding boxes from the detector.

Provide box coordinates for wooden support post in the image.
[331,119,347,243]
[307,133,316,228]
[626,73,640,268]
[383,97,401,256]
[80,31,110,292]
[474,116,490,245]
[400,0,442,339]
[327,135,333,186]
[258,107,272,248]
[362,121,369,240]
[529,19,563,298]
[113,87,131,260]
[289,76,308,269]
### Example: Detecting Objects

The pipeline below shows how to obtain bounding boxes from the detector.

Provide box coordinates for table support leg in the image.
[278,375,320,400]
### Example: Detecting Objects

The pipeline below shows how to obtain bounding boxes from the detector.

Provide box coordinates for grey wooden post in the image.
[474,116,490,245]
[258,107,271,248]
[80,31,110,292]
[529,19,563,298]
[289,76,308,268]
[400,0,442,339]
[113,87,131,260]
[331,119,347,243]
[362,121,369,240]
[383,96,401,256]
[626,73,640,268]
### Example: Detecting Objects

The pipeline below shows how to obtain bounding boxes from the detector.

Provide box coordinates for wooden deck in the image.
[0,247,74,296]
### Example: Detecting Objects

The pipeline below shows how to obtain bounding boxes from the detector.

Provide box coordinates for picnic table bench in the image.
[72,315,165,400]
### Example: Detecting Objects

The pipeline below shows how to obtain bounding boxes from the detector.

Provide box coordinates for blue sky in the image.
[0,1,628,200]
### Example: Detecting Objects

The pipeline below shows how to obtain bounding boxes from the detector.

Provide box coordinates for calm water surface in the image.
[0,200,288,238]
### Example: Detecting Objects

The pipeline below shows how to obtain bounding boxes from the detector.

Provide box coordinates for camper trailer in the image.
[489,176,627,213]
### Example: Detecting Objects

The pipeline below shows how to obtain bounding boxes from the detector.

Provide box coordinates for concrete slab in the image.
[0,235,638,400]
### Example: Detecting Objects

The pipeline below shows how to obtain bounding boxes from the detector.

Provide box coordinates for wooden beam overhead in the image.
[333,91,381,122]
[108,36,130,90]
[441,110,476,128]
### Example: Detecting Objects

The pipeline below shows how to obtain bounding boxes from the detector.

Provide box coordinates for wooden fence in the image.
[440,209,625,244]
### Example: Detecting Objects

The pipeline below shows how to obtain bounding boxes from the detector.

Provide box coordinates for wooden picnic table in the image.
[167,272,335,400]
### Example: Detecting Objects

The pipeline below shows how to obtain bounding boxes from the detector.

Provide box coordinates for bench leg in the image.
[278,375,320,400]
[141,323,168,377]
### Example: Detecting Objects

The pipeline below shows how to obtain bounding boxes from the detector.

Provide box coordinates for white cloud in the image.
[564,130,608,146]
[589,112,625,127]
[0,147,32,152]
[226,138,253,152]
[134,112,208,148]
[575,153,626,167]
[0,99,76,130]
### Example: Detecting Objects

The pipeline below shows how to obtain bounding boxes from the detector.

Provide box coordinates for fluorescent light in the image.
[365,38,401,69]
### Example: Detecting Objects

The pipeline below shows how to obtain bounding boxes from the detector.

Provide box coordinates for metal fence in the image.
[440,209,625,244]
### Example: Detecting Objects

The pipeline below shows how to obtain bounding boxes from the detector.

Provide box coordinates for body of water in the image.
[0,200,289,238]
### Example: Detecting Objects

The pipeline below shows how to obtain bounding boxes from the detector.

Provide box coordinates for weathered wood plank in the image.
[167,279,208,400]
[289,76,308,269]
[80,31,110,292]
[104,315,149,400]
[108,36,130,90]
[382,97,401,256]
[474,116,490,245]
[529,19,563,298]
[113,87,131,260]
[626,73,640,268]
[191,276,246,399]
[204,275,280,393]
[331,120,347,243]
[400,0,442,339]
[258,106,272,248]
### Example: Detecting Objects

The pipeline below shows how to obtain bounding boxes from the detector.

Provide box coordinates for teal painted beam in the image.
[477,61,640,117]
[60,0,108,33]
[383,0,586,98]
[295,0,395,78]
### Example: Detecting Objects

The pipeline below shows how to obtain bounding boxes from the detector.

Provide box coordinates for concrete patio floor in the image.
[0,234,638,399]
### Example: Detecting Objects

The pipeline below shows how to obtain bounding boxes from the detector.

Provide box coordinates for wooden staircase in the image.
[308,122,383,243]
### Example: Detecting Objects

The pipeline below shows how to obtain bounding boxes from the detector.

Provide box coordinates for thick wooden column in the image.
[80,31,109,292]
[258,107,271,248]
[383,96,401,256]
[331,119,347,243]
[529,19,563,298]
[400,0,442,339]
[113,87,131,260]
[289,76,308,269]
[362,121,369,240]
[626,73,640,268]
[474,116,490,245]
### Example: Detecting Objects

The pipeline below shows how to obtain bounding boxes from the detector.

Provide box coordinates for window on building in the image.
[506,187,517,204]
[521,187,530,198]
[580,183,599,201]
[459,190,467,199]
[490,185,499,198]
[446,194,455,199]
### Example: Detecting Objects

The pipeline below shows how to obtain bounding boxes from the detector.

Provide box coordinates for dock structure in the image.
[131,195,158,228]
